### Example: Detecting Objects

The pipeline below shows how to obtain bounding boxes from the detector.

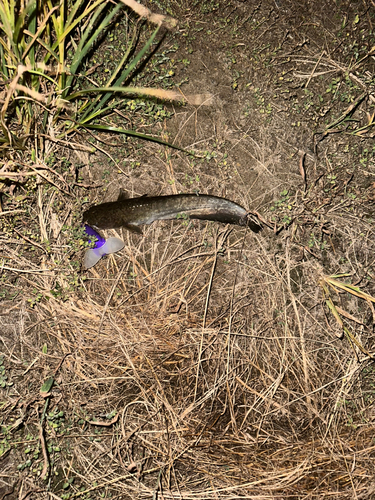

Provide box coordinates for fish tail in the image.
[84,248,103,269]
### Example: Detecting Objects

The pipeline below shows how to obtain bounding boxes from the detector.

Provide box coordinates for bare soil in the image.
[1,0,375,499]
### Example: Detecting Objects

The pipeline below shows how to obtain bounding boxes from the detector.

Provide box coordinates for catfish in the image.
[83,193,262,234]
[83,193,262,268]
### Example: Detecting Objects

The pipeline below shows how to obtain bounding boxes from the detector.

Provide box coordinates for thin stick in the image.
[194,237,219,403]
[305,51,325,88]
[39,424,49,480]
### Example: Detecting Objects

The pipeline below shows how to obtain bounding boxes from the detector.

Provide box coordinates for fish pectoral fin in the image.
[123,223,143,234]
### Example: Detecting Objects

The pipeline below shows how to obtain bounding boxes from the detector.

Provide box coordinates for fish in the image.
[83,193,262,234]
[83,224,124,269]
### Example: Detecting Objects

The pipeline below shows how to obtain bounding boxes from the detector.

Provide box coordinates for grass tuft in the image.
[0,0,180,160]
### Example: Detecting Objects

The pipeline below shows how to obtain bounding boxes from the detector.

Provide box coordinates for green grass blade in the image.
[0,38,14,75]
[46,0,67,90]
[0,43,7,77]
[65,2,123,92]
[327,278,375,302]
[77,22,138,120]
[68,85,180,126]
[65,0,85,26]
[0,0,17,56]
[18,68,57,85]
[13,0,36,45]
[30,33,60,64]
[82,123,183,150]
[325,298,343,328]
[330,273,352,278]
[0,0,14,33]
[53,0,107,50]
[75,105,114,123]
[25,0,36,60]
[24,0,38,88]
[104,23,137,88]
[46,0,60,36]
[112,25,161,86]
[88,25,161,119]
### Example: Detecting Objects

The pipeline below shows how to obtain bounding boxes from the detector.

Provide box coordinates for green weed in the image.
[0,0,180,163]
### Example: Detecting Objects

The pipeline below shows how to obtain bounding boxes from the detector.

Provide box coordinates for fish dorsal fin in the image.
[118,190,148,201]
[117,189,129,201]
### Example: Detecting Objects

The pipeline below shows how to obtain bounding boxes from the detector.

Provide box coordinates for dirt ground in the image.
[1,0,375,498]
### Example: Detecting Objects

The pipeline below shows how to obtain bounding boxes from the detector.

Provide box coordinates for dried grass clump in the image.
[1,197,375,498]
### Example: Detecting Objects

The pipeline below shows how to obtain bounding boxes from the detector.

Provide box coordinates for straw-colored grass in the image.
[2,1,375,498]
[1,171,375,497]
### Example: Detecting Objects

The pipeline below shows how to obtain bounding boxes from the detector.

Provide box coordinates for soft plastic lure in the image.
[83,224,124,269]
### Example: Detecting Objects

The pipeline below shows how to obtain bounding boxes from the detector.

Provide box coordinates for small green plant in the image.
[269,189,295,228]
[184,173,200,186]
[326,77,341,94]
[270,189,293,212]
[195,0,219,14]
[47,409,65,430]
[0,437,11,458]
[176,212,190,226]
[27,289,43,308]
[201,150,217,162]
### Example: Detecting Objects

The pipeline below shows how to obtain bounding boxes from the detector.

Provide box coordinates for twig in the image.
[305,51,325,88]
[39,424,49,480]
[0,209,27,215]
[13,228,49,255]
[0,265,54,275]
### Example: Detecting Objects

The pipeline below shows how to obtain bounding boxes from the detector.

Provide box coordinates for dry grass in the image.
[2,1,375,498]
[1,171,375,499]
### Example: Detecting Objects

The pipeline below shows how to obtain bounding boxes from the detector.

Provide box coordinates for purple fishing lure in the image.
[84,224,106,248]
[83,224,124,269]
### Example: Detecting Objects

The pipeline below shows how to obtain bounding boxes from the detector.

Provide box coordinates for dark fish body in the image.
[83,194,262,233]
